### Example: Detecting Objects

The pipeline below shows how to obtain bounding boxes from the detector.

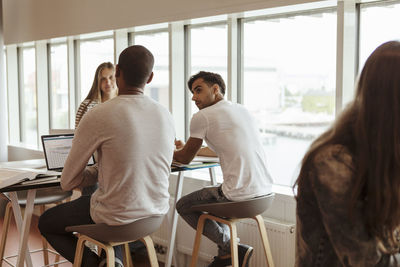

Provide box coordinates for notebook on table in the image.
[41,134,95,174]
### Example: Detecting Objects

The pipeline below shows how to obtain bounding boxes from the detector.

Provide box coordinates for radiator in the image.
[151,200,296,267]
[235,218,296,267]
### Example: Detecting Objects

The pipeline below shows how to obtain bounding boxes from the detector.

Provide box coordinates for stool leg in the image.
[54,252,61,267]
[52,201,71,267]
[141,236,159,267]
[73,236,86,267]
[98,247,103,256]
[104,245,115,267]
[190,214,207,267]
[123,243,134,267]
[254,215,274,267]
[0,202,13,265]
[228,222,239,267]
[39,205,49,266]
[53,200,65,267]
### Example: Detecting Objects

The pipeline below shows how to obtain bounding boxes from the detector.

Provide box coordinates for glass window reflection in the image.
[79,38,114,102]
[49,44,69,129]
[134,31,169,109]
[243,11,337,186]
[20,47,38,147]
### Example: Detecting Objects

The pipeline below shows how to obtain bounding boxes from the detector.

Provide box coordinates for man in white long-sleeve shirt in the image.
[39,45,175,267]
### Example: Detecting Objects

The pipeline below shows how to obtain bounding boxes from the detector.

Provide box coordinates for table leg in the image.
[209,167,217,186]
[9,190,35,267]
[165,171,185,267]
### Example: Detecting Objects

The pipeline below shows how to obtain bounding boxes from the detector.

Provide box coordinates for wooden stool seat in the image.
[0,187,72,267]
[190,193,275,267]
[66,215,164,267]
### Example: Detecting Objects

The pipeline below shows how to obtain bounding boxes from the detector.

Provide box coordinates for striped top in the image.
[75,99,100,128]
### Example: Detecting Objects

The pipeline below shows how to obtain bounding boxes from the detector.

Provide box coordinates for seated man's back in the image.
[39,45,175,267]
[64,94,174,224]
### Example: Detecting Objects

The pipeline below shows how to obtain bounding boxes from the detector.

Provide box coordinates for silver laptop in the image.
[41,134,95,173]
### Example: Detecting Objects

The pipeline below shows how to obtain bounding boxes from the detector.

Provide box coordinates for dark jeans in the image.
[38,195,123,267]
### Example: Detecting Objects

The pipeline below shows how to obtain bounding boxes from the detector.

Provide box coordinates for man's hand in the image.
[76,164,98,191]
[175,139,185,150]
[173,137,203,164]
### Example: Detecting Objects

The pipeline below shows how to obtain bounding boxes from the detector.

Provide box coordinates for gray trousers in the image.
[176,185,233,256]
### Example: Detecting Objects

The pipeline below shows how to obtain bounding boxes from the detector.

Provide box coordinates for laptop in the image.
[41,134,95,173]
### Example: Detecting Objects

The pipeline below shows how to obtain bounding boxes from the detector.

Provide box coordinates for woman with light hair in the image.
[295,41,400,266]
[75,62,117,128]
[75,62,117,196]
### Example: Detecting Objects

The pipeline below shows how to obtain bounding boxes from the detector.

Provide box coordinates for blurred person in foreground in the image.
[295,41,400,266]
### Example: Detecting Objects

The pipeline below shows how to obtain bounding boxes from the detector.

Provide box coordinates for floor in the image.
[0,214,164,267]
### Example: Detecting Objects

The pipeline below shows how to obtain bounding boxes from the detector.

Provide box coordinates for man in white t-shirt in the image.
[174,71,273,267]
[39,45,175,267]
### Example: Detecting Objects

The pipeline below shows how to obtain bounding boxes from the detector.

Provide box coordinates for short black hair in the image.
[118,45,154,88]
[187,71,226,95]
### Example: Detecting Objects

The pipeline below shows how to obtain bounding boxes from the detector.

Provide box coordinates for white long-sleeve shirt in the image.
[61,95,175,225]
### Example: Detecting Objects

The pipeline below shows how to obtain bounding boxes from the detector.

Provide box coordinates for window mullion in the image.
[227,16,239,103]
[168,22,186,140]
[336,0,357,115]
[36,40,50,148]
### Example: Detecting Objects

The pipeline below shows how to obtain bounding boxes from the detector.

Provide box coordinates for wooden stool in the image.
[66,215,164,267]
[0,187,72,267]
[189,193,275,267]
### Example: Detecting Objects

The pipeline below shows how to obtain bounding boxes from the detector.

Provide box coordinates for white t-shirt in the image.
[190,100,272,201]
[61,95,175,225]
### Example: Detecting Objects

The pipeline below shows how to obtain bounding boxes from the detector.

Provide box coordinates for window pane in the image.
[243,11,337,186]
[21,47,38,147]
[79,38,114,102]
[189,24,227,116]
[49,44,69,129]
[359,2,400,70]
[134,31,169,109]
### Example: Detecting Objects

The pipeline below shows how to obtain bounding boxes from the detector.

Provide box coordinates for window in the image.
[188,24,228,116]
[79,38,114,102]
[242,10,337,186]
[359,2,400,70]
[20,47,38,147]
[133,31,170,109]
[49,44,69,129]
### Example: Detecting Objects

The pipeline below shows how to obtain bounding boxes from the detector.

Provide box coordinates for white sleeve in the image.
[190,112,207,140]
[61,111,100,191]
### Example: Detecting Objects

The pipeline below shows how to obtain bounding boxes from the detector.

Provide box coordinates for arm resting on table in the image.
[173,137,203,164]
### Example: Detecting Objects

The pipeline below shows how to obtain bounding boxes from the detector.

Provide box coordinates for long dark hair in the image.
[295,41,400,252]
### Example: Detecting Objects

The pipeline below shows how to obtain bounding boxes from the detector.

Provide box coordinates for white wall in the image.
[2,0,319,45]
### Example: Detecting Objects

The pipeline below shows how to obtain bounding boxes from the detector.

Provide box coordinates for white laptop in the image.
[41,134,95,173]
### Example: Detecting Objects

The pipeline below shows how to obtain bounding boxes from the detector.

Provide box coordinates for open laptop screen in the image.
[41,134,95,171]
